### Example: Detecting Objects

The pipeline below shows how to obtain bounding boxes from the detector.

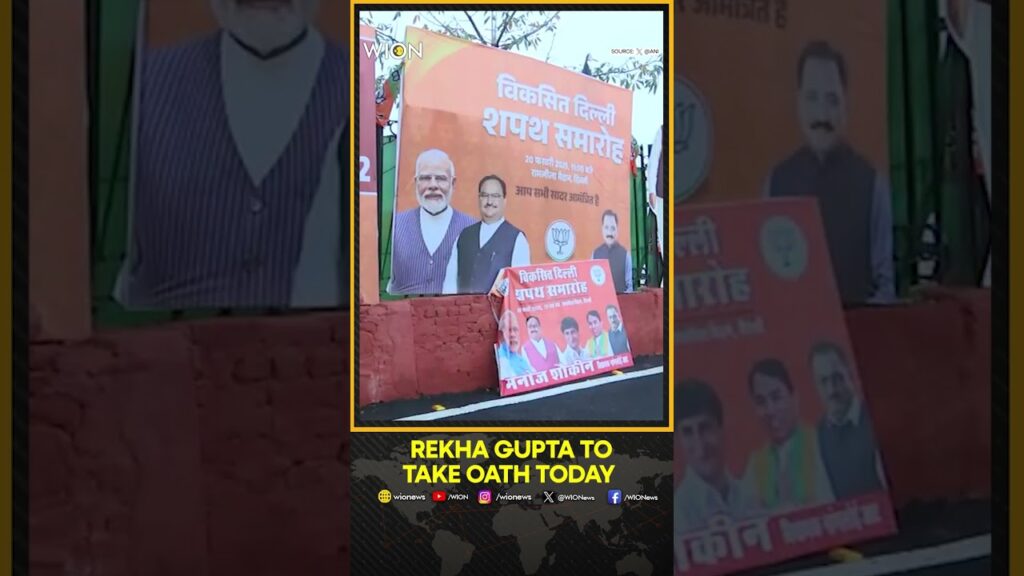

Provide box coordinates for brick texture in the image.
[27,289,991,575]
[358,289,666,404]
[30,313,350,576]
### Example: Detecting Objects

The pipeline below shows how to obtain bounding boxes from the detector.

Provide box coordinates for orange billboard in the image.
[676,0,887,205]
[359,25,380,305]
[674,199,897,574]
[491,260,634,397]
[388,27,634,297]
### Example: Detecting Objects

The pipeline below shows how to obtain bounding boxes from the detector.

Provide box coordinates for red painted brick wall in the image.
[28,289,990,575]
[847,289,992,508]
[31,314,349,576]
[358,289,666,406]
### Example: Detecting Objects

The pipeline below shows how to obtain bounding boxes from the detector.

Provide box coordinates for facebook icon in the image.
[607,489,622,505]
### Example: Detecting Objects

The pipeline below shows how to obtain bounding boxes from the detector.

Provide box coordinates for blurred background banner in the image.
[677,0,887,206]
[674,199,898,575]
[100,0,349,314]
[677,0,991,297]
[360,25,380,305]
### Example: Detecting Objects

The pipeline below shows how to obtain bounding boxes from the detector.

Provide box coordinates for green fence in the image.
[887,0,990,293]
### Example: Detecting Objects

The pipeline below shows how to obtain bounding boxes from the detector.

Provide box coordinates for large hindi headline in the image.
[482,73,626,165]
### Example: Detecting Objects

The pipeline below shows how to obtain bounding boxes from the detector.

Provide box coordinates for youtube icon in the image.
[431,491,447,502]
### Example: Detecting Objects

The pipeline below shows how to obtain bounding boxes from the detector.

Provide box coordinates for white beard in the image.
[212,0,314,54]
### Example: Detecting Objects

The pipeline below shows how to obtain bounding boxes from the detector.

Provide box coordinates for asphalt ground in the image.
[743,500,991,576]
[358,355,666,423]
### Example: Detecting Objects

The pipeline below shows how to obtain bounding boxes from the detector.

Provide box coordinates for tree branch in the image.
[500,11,560,50]
[495,11,516,47]
[463,11,489,45]
[544,28,557,63]
[370,28,402,45]
[425,12,464,39]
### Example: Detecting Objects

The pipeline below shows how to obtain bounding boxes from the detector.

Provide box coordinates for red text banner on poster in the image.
[490,260,634,397]
[674,199,897,575]
[676,494,896,575]
[359,25,380,304]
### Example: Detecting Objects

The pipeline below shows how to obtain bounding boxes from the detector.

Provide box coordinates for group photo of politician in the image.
[674,341,887,536]
[389,149,532,296]
[495,305,632,380]
[388,146,641,297]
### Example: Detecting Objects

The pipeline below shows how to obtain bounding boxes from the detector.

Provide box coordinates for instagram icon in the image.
[477,490,492,505]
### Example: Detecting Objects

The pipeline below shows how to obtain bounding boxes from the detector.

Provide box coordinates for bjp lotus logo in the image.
[676,77,712,204]
[545,220,576,262]
[677,102,695,154]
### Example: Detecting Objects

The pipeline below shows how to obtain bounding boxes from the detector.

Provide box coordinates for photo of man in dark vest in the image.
[388,149,475,295]
[606,304,630,355]
[443,175,530,294]
[591,209,633,293]
[809,341,886,500]
[763,41,895,305]
[116,0,348,310]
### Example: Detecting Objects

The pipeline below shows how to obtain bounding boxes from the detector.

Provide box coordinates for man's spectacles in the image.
[478,193,503,200]
[417,174,450,184]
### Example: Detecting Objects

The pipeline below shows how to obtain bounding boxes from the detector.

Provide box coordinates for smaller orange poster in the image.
[674,198,897,575]
[490,260,634,397]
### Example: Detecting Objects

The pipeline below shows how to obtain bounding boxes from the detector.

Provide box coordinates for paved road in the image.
[359,356,666,423]
[745,500,991,576]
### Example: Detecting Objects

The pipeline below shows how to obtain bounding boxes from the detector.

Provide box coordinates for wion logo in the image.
[362,41,425,61]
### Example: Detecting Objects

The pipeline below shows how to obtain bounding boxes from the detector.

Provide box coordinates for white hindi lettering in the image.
[538,84,570,113]
[495,73,612,122]
[572,94,616,127]
[822,506,865,536]
[545,282,588,298]
[509,370,550,390]
[676,516,776,572]
[591,103,616,126]
[573,94,590,119]
[678,216,720,257]
[517,268,556,284]
[483,107,550,144]
[552,123,625,164]
[549,365,570,380]
[489,72,622,162]
[497,74,572,114]
[678,264,752,310]
[778,515,824,545]
[552,265,579,280]
[497,73,518,100]
[527,116,550,144]
[531,168,558,180]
